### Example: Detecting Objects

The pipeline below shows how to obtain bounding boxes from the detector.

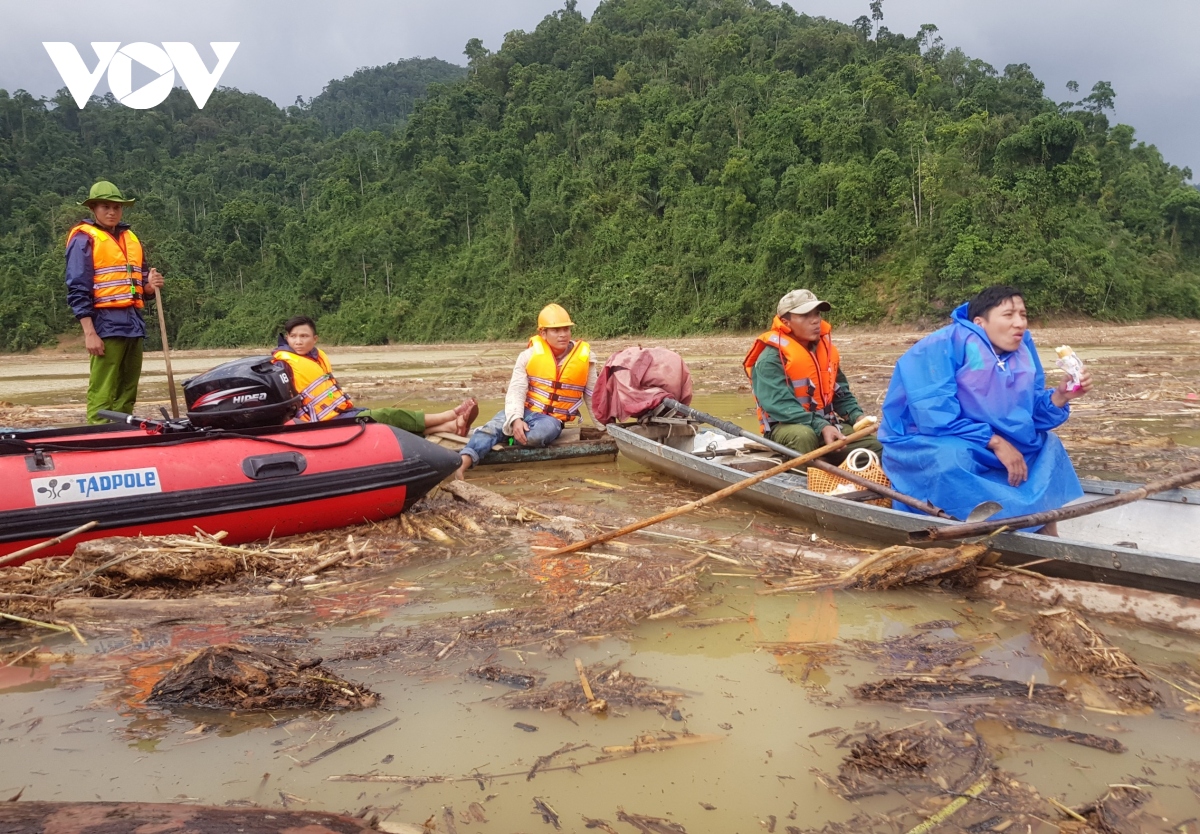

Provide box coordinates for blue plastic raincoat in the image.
[879,303,1082,522]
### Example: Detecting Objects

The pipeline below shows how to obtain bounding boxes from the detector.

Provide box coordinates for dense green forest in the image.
[2,0,1199,352]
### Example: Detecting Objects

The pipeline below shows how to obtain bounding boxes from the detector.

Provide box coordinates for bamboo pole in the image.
[660,398,950,518]
[154,289,180,418]
[911,466,1200,542]
[0,521,99,568]
[540,424,879,558]
[808,459,951,518]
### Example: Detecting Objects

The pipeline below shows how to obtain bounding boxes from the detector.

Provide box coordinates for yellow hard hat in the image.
[537,303,574,328]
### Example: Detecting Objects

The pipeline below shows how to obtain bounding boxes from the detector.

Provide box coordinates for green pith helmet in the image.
[79,181,136,208]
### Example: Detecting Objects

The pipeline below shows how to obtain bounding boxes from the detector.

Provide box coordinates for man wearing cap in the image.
[456,303,598,478]
[66,181,165,423]
[744,289,880,462]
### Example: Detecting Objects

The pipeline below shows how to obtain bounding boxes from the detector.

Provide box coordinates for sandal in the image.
[453,398,479,436]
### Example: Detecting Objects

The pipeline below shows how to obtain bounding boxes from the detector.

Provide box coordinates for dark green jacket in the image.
[752,347,865,434]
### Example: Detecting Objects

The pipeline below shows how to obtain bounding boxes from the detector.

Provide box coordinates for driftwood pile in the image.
[503,661,683,715]
[759,542,991,595]
[806,718,1151,834]
[148,644,377,712]
[0,493,491,626]
[1031,608,1161,708]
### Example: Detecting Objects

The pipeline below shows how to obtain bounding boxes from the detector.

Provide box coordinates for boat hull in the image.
[608,423,1200,597]
[0,420,461,564]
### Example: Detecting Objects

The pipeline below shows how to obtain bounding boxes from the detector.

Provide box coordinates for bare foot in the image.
[454,455,472,480]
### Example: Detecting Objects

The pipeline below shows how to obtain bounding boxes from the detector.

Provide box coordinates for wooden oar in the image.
[910,466,1200,543]
[660,399,952,519]
[539,423,879,558]
[153,286,180,419]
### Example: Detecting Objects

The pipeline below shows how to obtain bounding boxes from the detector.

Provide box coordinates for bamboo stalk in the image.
[903,773,991,834]
[911,465,1200,542]
[540,424,878,558]
[0,521,99,568]
[0,611,71,634]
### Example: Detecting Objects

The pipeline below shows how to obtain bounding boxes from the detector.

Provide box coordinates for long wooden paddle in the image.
[910,465,1200,542]
[660,398,951,518]
[153,285,180,418]
[539,423,880,558]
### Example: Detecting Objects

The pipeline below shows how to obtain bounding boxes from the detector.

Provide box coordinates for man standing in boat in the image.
[878,285,1092,528]
[271,315,478,435]
[455,303,597,478]
[65,181,165,423]
[745,289,881,463]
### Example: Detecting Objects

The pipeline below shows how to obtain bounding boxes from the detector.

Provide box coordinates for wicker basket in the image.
[807,448,892,508]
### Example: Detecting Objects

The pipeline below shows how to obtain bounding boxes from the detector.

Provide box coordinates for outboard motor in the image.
[183,357,301,429]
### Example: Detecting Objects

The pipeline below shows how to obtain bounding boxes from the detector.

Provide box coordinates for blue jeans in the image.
[461,408,564,466]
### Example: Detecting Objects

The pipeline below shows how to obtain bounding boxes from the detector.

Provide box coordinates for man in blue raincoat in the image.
[879,285,1092,531]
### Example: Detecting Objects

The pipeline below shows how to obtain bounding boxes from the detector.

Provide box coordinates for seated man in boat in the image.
[272,316,477,435]
[878,285,1092,527]
[456,303,597,478]
[745,289,881,463]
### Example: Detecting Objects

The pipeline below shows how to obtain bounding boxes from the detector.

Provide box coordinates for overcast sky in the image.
[2,0,1196,177]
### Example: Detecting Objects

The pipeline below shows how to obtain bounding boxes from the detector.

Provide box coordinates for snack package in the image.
[1055,345,1085,392]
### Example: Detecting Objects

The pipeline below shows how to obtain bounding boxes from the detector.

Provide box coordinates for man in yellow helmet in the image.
[456,303,597,478]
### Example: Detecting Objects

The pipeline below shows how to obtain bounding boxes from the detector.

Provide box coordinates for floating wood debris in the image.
[299,717,398,768]
[810,720,1053,833]
[575,656,608,713]
[855,675,1068,704]
[616,809,689,834]
[532,797,560,829]
[506,662,681,715]
[759,543,990,595]
[1000,716,1125,753]
[327,731,721,786]
[468,664,538,689]
[148,644,377,712]
[1054,785,1150,833]
[1031,608,1161,707]
[844,633,979,675]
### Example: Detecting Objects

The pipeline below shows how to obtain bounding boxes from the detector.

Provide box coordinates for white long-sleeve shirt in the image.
[503,342,599,433]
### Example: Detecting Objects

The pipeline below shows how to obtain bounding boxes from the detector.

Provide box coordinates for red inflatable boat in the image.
[0,417,461,566]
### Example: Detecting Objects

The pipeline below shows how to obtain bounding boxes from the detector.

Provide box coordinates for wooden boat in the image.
[426,425,617,467]
[608,421,1200,597]
[0,418,461,565]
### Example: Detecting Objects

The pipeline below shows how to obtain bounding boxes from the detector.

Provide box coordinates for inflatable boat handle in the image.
[96,410,137,425]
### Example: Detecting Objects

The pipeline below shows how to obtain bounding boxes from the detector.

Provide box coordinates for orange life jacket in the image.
[271,348,354,422]
[524,335,591,422]
[743,316,841,432]
[66,222,145,309]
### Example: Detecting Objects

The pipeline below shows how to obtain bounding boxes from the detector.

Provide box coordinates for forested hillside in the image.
[298,58,467,136]
[1,0,1198,352]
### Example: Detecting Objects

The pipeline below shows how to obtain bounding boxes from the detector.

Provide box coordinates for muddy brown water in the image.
[3,331,1200,829]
